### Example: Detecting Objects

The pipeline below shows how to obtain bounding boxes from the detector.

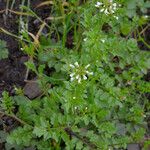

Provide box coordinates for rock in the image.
[23,79,42,99]
[127,144,140,150]
[19,56,29,64]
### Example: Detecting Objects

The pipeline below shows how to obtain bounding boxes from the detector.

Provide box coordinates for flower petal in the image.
[70,73,75,77]
[85,64,90,69]
[74,62,79,67]
[83,75,87,80]
[70,64,75,68]
[78,77,81,83]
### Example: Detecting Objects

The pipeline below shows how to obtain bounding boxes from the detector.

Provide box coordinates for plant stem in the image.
[0,111,29,126]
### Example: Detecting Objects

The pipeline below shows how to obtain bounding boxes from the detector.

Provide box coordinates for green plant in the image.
[0,40,8,60]
[0,0,150,150]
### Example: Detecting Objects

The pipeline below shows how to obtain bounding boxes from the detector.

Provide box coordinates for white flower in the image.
[86,71,89,74]
[70,64,75,68]
[111,10,115,14]
[85,64,90,69]
[70,73,75,77]
[74,62,79,67]
[100,8,104,12]
[113,3,117,7]
[86,71,93,75]
[99,1,121,16]
[83,38,87,42]
[95,2,103,8]
[78,77,81,83]
[76,75,80,79]
[109,0,113,2]
[74,106,77,110]
[144,15,148,18]
[104,9,109,15]
[101,39,105,43]
[114,16,119,20]
[73,97,76,99]
[83,75,87,80]
[88,72,94,75]
[69,62,93,83]
[70,77,74,82]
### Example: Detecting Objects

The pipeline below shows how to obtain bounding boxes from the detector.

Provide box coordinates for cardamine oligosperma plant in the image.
[1,0,150,150]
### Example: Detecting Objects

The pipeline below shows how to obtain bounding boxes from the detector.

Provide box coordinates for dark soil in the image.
[0,0,26,96]
[0,0,51,96]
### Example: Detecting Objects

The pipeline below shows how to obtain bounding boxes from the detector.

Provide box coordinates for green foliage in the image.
[1,91,14,114]
[0,0,150,150]
[7,126,33,146]
[0,40,8,60]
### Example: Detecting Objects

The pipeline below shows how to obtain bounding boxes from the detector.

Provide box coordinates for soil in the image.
[0,1,149,150]
[0,0,26,96]
[0,0,51,96]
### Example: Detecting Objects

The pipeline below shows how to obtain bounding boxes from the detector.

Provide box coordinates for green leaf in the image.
[0,40,8,60]
[1,91,15,114]
[25,60,37,73]
[76,141,83,150]
[7,126,32,146]
[121,23,132,35]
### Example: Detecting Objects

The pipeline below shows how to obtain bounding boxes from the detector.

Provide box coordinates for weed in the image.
[0,0,150,149]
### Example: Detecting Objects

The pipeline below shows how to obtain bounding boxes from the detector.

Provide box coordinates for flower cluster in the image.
[69,62,93,83]
[95,0,121,19]
[95,2,103,8]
